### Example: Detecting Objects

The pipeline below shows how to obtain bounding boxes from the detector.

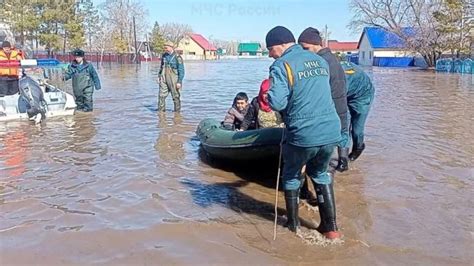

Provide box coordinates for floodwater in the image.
[1,60,473,265]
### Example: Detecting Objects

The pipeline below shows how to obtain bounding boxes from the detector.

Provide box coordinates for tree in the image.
[37,0,63,55]
[349,0,444,67]
[92,18,114,64]
[433,0,472,57]
[150,22,165,53]
[160,23,193,47]
[0,0,40,46]
[65,17,85,49]
[79,0,100,50]
[100,0,148,53]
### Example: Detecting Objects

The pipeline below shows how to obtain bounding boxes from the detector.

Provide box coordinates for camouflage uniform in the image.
[158,52,185,112]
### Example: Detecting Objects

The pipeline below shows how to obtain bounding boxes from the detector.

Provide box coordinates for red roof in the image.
[327,40,358,51]
[189,33,217,51]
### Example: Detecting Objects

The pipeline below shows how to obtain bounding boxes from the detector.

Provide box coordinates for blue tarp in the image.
[462,59,473,74]
[373,57,414,67]
[436,58,473,74]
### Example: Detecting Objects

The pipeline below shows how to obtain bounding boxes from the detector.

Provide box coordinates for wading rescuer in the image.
[63,49,101,112]
[265,26,342,239]
[158,42,185,112]
[0,41,25,96]
[340,61,375,161]
[298,27,350,172]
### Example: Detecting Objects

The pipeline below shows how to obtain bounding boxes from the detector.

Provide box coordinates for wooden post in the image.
[133,16,139,64]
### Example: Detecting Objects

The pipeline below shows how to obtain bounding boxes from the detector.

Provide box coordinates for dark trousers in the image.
[73,85,94,111]
[0,78,19,97]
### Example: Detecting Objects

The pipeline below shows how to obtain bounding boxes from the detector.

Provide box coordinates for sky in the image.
[95,0,359,42]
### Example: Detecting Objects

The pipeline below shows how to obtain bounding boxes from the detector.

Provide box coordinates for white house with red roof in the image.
[176,33,217,60]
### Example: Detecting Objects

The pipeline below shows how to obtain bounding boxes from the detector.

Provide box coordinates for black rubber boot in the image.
[336,147,349,172]
[349,143,365,161]
[284,190,300,232]
[299,174,317,205]
[315,183,341,239]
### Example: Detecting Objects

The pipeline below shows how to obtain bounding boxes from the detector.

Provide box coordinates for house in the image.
[177,33,217,60]
[327,40,358,54]
[357,27,415,66]
[237,43,263,56]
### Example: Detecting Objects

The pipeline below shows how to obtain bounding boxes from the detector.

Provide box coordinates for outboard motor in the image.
[18,76,46,121]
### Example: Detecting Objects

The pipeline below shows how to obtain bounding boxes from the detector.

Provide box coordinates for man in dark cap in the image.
[298,27,350,172]
[0,41,25,96]
[63,49,101,112]
[266,26,342,239]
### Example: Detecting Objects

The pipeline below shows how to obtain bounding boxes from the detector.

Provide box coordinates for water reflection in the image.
[155,112,185,162]
[0,127,28,178]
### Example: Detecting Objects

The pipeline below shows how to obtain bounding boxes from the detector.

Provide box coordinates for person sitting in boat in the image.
[240,79,284,130]
[221,92,249,130]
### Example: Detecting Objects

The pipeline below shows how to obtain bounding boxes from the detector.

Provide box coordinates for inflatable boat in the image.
[0,59,76,123]
[196,118,284,160]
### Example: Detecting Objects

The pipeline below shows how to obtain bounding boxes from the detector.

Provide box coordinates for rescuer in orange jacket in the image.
[0,41,25,96]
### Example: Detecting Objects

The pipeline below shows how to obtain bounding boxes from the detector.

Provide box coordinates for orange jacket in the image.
[0,49,24,77]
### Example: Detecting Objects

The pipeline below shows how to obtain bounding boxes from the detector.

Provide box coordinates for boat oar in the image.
[273,130,285,240]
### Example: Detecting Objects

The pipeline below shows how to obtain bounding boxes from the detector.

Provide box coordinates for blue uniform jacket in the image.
[268,44,341,147]
[159,52,185,83]
[340,61,374,100]
[64,61,101,90]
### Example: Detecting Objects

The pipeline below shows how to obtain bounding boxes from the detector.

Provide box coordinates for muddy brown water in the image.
[1,60,473,265]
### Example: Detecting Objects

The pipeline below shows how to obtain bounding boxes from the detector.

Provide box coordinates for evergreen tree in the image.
[78,0,100,50]
[433,0,472,56]
[0,0,40,46]
[150,22,165,54]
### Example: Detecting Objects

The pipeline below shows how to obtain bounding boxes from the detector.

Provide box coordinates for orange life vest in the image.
[0,49,25,77]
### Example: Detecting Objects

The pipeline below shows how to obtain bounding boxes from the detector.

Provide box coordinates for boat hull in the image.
[196,118,284,161]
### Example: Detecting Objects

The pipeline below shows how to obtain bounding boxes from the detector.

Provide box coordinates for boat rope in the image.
[273,129,285,240]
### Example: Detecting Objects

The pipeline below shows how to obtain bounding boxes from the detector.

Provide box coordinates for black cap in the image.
[298,27,322,45]
[2,41,11,48]
[72,49,85,57]
[265,26,295,48]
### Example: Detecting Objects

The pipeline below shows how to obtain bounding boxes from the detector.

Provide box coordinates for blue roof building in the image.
[357,27,416,67]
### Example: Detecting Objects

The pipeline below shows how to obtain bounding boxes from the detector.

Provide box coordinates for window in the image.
[369,51,372,59]
[188,52,196,55]
[362,51,365,59]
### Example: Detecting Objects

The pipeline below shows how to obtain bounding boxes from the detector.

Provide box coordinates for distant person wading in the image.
[63,49,101,112]
[158,42,185,112]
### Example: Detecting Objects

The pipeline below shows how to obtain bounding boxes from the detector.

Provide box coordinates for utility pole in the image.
[324,25,329,47]
[133,16,139,64]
